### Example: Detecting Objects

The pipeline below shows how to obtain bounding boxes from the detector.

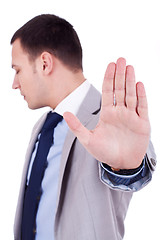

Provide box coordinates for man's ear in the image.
[40,52,54,75]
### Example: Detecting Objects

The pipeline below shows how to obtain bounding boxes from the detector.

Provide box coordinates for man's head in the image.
[11,14,83,72]
[11,14,85,110]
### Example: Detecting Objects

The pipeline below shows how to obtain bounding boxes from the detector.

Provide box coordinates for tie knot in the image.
[42,111,63,131]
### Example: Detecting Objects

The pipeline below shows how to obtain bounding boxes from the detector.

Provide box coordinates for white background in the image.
[0,0,160,239]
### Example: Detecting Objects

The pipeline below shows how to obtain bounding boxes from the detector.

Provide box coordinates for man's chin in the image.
[27,103,47,110]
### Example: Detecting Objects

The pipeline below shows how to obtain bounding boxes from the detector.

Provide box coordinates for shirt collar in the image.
[53,80,91,116]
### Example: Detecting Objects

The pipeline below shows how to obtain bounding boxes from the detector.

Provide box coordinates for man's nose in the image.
[12,76,20,89]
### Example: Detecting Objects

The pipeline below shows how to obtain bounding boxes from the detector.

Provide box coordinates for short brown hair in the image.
[11,14,83,72]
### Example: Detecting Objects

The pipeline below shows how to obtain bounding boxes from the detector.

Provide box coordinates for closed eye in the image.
[12,64,20,75]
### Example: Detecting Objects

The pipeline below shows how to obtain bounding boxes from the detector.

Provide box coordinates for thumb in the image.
[63,112,91,146]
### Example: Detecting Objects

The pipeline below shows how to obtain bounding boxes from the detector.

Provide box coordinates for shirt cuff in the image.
[101,159,145,177]
[99,155,152,191]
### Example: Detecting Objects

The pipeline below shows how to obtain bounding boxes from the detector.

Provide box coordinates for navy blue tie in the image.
[21,111,63,240]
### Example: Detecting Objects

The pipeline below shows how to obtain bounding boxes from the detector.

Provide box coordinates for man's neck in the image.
[47,66,86,110]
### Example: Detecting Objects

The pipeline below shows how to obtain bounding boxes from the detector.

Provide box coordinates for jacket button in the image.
[151,158,156,166]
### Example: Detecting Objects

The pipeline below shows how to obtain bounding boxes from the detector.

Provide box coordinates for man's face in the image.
[12,39,47,109]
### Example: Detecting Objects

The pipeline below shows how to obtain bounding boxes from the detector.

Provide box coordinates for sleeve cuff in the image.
[101,159,145,177]
[99,155,152,191]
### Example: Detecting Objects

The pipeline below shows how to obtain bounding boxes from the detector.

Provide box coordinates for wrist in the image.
[111,167,120,172]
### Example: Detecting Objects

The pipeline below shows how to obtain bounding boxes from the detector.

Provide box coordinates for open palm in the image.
[64,58,150,170]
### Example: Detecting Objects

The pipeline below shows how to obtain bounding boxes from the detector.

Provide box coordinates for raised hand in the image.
[63,58,150,170]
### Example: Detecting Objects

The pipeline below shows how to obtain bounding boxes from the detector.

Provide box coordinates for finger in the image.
[136,82,148,120]
[63,112,91,146]
[115,57,126,106]
[102,62,116,107]
[125,65,137,111]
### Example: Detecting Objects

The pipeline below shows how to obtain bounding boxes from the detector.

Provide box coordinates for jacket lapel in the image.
[55,85,101,227]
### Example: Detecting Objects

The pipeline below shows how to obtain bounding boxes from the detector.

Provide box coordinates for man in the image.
[11,14,156,240]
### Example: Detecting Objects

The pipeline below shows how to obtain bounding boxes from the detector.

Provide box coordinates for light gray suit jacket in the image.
[14,85,156,240]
